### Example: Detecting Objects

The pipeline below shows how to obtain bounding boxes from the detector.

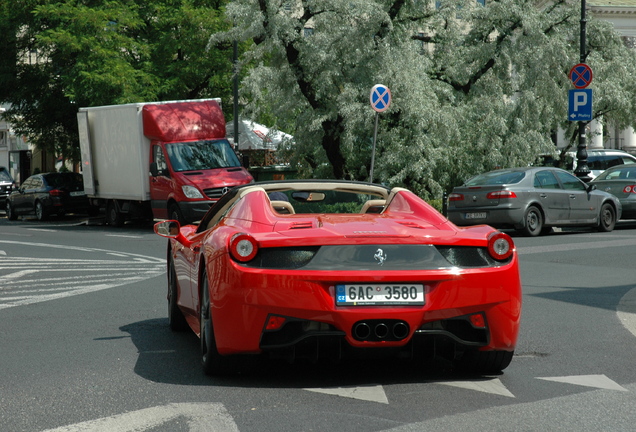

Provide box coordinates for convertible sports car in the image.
[155,180,522,376]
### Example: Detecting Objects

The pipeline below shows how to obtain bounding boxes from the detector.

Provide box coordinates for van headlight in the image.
[182,185,204,199]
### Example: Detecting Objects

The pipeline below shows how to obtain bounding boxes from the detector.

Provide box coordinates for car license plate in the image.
[465,212,486,219]
[336,284,425,306]
[70,191,86,197]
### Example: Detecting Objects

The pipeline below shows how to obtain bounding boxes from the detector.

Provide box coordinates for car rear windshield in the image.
[44,173,84,188]
[0,169,11,182]
[465,170,526,186]
[596,166,636,180]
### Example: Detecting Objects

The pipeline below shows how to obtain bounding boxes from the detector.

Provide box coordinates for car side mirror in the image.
[149,162,159,177]
[154,220,193,248]
[587,184,597,192]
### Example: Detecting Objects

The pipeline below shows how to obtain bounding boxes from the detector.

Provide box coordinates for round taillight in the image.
[487,232,513,261]
[230,233,258,262]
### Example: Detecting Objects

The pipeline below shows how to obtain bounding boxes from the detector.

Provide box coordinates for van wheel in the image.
[169,203,185,225]
[106,201,124,226]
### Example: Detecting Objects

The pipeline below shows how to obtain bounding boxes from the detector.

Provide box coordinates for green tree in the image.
[221,0,636,198]
[0,0,237,165]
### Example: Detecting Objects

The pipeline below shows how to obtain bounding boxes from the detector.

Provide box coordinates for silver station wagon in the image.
[447,167,621,236]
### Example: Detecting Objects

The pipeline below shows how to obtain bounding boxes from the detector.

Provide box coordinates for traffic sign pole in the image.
[370,113,379,183]
[574,0,591,181]
[369,84,391,184]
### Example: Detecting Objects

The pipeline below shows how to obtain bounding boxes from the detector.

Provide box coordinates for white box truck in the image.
[78,99,253,226]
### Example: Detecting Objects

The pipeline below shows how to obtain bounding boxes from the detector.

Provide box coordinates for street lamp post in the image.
[233,40,240,150]
[575,0,591,181]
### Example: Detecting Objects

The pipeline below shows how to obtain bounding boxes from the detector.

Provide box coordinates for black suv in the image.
[0,167,14,207]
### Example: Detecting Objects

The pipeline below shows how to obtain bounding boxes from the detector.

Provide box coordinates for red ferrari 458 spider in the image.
[154,180,522,375]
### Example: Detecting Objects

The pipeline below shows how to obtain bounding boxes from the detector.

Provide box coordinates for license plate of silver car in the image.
[465,212,486,219]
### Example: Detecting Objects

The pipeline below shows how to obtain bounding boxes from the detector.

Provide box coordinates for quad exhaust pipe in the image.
[352,320,410,342]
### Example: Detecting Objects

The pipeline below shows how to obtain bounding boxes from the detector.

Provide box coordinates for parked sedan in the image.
[6,172,96,221]
[590,164,636,219]
[447,167,621,236]
[155,180,521,376]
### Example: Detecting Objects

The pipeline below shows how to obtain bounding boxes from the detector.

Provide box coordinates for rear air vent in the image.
[289,222,313,229]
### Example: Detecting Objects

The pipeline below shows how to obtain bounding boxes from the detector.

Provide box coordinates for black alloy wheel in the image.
[168,256,188,332]
[200,271,234,375]
[35,201,48,221]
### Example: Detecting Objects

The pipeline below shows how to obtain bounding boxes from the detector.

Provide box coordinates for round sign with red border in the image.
[569,63,593,89]
[370,84,392,113]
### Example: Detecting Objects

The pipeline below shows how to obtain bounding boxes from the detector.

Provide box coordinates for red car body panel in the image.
[160,182,522,373]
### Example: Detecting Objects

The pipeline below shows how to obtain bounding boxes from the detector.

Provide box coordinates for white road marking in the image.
[27,228,58,232]
[41,402,239,432]
[537,374,627,391]
[106,234,144,239]
[304,384,389,404]
[0,240,164,309]
[438,378,515,398]
[2,269,38,280]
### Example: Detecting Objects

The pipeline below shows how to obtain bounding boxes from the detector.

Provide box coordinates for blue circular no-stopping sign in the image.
[370,84,392,112]
[569,63,593,89]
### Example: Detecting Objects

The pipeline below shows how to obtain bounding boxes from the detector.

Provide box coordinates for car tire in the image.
[168,256,189,332]
[521,206,543,237]
[457,350,514,374]
[200,271,234,376]
[598,202,616,232]
[6,201,17,220]
[35,201,48,221]
[106,201,124,226]
[168,203,185,225]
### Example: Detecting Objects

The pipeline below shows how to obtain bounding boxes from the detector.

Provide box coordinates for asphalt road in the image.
[1,214,635,431]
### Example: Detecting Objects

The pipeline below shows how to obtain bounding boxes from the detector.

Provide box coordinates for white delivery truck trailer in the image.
[78,99,253,226]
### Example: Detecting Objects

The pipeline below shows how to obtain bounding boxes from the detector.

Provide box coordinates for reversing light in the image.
[229,233,258,262]
[487,231,514,261]
[265,315,286,331]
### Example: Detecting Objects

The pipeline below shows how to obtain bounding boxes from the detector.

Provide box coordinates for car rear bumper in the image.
[619,199,636,219]
[447,206,525,228]
[209,257,522,358]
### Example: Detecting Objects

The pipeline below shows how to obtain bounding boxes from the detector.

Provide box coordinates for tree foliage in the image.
[221,0,636,198]
[0,0,236,165]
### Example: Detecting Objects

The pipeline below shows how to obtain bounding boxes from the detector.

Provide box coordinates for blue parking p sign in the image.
[568,89,592,122]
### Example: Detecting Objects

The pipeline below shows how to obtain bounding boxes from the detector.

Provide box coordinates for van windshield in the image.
[165,139,241,172]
